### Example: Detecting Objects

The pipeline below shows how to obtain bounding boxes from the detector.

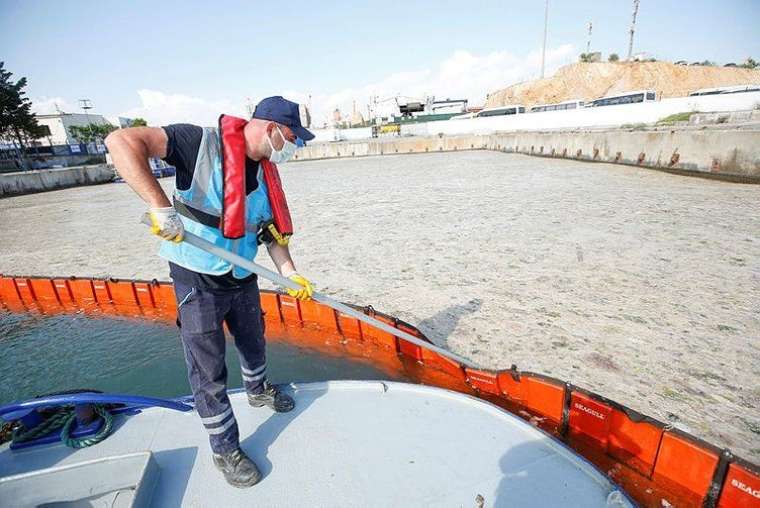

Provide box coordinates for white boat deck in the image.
[0,381,632,507]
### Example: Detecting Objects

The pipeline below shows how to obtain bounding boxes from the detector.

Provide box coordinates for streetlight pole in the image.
[540,0,549,78]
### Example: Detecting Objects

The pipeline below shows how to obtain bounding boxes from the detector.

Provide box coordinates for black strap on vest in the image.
[174,197,270,245]
[173,198,220,229]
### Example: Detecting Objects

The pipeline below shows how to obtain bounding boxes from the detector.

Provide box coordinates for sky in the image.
[2,0,759,127]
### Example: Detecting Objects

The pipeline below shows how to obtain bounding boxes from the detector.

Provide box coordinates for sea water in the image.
[0,309,409,406]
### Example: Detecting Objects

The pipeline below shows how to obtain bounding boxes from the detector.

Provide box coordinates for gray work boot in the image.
[248,381,295,413]
[212,447,262,488]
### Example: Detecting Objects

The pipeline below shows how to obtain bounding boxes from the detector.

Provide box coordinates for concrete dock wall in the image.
[294,129,760,181]
[0,165,115,197]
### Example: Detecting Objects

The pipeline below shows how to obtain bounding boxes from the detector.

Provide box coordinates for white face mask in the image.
[267,126,297,164]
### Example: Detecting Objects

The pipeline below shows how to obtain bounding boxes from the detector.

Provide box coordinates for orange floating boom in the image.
[1,274,759,508]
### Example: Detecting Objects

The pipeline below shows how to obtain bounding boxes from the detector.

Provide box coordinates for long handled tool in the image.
[143,218,477,368]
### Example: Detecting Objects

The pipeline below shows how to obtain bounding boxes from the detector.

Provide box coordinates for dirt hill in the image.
[485,61,760,108]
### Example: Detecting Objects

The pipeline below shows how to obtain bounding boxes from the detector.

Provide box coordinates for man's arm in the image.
[104,127,170,207]
[266,242,298,276]
[105,127,183,241]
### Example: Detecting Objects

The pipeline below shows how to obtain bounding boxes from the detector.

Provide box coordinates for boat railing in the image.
[0,393,193,421]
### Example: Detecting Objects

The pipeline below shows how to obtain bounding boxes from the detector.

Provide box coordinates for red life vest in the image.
[219,114,293,243]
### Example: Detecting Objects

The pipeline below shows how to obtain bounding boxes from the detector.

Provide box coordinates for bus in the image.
[475,105,526,117]
[688,84,760,96]
[587,90,656,107]
[530,100,585,113]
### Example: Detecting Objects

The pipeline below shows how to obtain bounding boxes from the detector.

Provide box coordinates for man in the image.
[105,96,315,488]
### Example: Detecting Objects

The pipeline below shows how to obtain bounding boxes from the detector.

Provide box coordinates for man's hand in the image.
[286,273,314,301]
[267,242,312,300]
[148,207,184,242]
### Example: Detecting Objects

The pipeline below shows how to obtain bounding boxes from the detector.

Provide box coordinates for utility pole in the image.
[78,98,93,124]
[540,0,549,78]
[78,99,95,151]
[627,0,640,61]
[586,21,592,55]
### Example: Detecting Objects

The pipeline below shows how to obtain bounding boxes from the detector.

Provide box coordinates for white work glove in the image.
[147,206,184,243]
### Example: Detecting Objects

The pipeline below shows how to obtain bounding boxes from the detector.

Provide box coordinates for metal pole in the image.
[540,0,549,78]
[141,217,478,368]
[586,21,592,55]
[78,99,94,150]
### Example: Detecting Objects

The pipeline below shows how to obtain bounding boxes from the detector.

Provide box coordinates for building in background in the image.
[331,108,342,128]
[35,112,112,145]
[349,101,365,126]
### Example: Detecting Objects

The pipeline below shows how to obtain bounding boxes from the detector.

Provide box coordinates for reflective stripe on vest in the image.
[159,126,273,278]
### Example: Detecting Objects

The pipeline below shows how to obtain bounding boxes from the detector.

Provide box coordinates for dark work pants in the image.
[173,280,267,454]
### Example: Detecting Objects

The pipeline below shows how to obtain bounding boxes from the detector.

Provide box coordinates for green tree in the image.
[579,53,592,63]
[0,61,42,169]
[741,57,757,69]
[130,117,148,127]
[95,123,117,139]
[608,53,620,62]
[68,124,96,143]
[69,123,117,144]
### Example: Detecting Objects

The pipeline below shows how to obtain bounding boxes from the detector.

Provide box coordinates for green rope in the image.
[11,406,72,443]
[9,405,113,449]
[61,405,113,449]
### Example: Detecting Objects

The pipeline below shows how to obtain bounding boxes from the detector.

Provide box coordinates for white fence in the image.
[310,92,760,142]
[311,127,372,143]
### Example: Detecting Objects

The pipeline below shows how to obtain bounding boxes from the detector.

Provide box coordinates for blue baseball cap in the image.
[252,96,315,141]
